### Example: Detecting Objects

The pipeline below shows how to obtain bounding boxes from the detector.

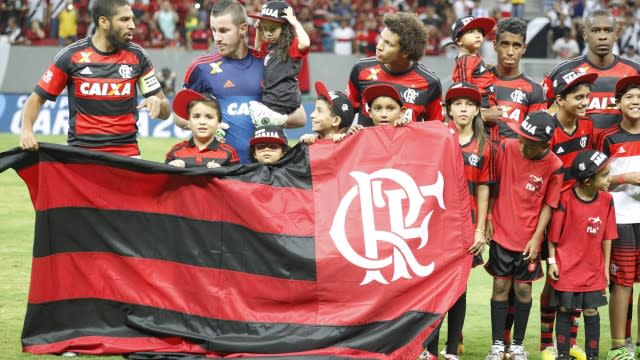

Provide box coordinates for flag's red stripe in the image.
[29,253,450,324]
[23,335,388,359]
[19,163,313,237]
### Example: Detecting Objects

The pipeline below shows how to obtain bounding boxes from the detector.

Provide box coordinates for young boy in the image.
[485,111,563,360]
[539,70,598,359]
[450,15,497,109]
[166,89,239,168]
[250,125,289,164]
[548,149,617,360]
[597,75,640,360]
[348,84,411,134]
[299,81,354,144]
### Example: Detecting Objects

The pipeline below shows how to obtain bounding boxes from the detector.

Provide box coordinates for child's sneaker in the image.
[417,349,436,360]
[540,345,557,360]
[569,345,587,360]
[509,344,528,360]
[625,337,634,355]
[607,346,635,360]
[444,354,460,360]
[249,101,288,126]
[556,354,571,360]
[485,344,505,360]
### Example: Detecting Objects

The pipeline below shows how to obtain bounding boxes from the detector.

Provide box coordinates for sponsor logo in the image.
[261,6,280,17]
[556,146,565,154]
[330,169,445,285]
[209,61,223,74]
[366,68,381,81]
[80,67,93,75]
[526,174,544,192]
[224,80,235,88]
[79,82,132,96]
[41,69,53,84]
[79,51,92,63]
[587,216,602,234]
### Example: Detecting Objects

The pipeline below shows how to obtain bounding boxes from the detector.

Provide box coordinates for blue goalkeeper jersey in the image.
[183,50,263,163]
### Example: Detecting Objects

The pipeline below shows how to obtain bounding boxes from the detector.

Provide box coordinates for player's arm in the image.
[523,203,552,261]
[283,7,310,51]
[610,172,640,188]
[547,239,559,280]
[19,92,47,151]
[138,88,170,120]
[603,239,612,285]
[469,183,490,255]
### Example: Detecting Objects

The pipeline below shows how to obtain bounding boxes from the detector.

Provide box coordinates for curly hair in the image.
[273,22,295,62]
[382,12,428,62]
[496,17,527,43]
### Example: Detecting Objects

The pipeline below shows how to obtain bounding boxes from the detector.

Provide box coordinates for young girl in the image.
[419,82,491,360]
[548,150,616,360]
[248,1,310,127]
[166,89,239,168]
[299,81,353,144]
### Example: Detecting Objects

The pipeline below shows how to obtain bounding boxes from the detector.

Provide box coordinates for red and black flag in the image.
[0,122,473,359]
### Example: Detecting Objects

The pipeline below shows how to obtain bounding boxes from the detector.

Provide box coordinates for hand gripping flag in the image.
[0,122,473,359]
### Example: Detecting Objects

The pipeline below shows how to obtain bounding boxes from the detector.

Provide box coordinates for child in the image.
[597,75,640,360]
[485,111,563,360]
[248,1,310,127]
[548,149,616,360]
[250,125,289,164]
[419,82,492,360]
[348,84,411,135]
[539,70,598,360]
[299,81,354,144]
[450,16,497,110]
[166,89,239,168]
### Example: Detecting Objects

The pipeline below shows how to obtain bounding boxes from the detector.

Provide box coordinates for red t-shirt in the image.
[550,115,594,192]
[165,138,239,167]
[548,188,617,292]
[492,139,563,251]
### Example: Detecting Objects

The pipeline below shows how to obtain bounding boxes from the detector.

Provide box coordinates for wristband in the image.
[547,257,556,265]
[474,229,485,233]
[620,174,625,184]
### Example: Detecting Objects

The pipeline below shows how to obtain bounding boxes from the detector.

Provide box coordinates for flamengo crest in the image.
[330,169,446,285]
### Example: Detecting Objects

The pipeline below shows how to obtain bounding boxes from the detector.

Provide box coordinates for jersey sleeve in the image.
[423,80,444,121]
[34,49,71,101]
[346,64,362,112]
[136,47,162,97]
[183,60,209,94]
[288,37,309,59]
[547,199,567,244]
[544,166,564,208]
[479,142,493,184]
[452,55,478,83]
[228,146,240,164]
[603,196,618,241]
[165,144,178,163]
[541,73,555,107]
[528,84,547,113]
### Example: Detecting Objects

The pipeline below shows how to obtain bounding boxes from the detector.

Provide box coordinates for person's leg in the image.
[492,277,513,345]
[583,308,600,360]
[569,308,582,347]
[446,292,466,355]
[610,284,633,348]
[556,306,573,357]
[504,286,515,348]
[512,281,533,346]
[609,224,636,355]
[540,280,556,351]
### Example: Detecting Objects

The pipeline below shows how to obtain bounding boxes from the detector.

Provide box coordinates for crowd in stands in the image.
[3,0,640,58]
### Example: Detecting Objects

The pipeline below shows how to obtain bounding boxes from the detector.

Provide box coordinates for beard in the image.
[106,27,129,50]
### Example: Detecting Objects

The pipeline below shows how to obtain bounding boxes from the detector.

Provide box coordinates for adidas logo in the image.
[556,146,565,154]
[224,80,235,88]
[80,67,92,75]
[618,146,626,154]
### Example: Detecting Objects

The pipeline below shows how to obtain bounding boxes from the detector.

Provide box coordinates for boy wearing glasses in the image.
[250,125,289,164]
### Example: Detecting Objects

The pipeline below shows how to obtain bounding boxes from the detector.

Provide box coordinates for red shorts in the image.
[610,223,640,287]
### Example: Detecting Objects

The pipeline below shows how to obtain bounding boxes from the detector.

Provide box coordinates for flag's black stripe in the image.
[126,354,379,360]
[4,143,311,189]
[23,299,441,355]
[34,208,316,280]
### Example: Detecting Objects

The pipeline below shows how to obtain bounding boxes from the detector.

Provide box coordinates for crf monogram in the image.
[330,169,446,285]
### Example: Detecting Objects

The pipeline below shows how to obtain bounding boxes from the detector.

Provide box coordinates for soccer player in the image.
[165,89,239,168]
[485,111,563,360]
[19,0,171,157]
[597,75,640,360]
[346,11,443,125]
[542,9,640,134]
[176,0,305,163]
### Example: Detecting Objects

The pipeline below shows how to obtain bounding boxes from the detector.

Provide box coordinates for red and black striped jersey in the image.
[347,57,444,125]
[452,54,496,108]
[550,115,594,192]
[542,55,640,132]
[491,69,547,140]
[34,37,161,156]
[460,131,493,227]
[165,138,239,167]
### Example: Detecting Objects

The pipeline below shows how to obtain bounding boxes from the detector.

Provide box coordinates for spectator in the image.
[48,0,67,41]
[154,0,179,41]
[332,18,355,55]
[1,15,24,44]
[132,12,150,46]
[148,19,166,48]
[188,20,210,51]
[157,67,176,97]
[421,4,443,28]
[622,44,640,62]
[183,6,199,47]
[552,27,580,59]
[23,18,46,45]
[57,1,78,46]
[0,0,27,31]
[130,0,149,18]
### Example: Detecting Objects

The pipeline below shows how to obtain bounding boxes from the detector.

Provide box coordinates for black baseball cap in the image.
[250,125,288,147]
[571,150,611,180]
[553,70,598,97]
[172,89,221,120]
[507,111,556,142]
[362,84,403,107]
[450,16,496,43]
[615,75,640,99]
[249,1,289,23]
[445,82,481,103]
[315,81,354,129]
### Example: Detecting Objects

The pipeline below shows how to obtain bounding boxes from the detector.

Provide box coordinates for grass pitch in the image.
[0,133,625,359]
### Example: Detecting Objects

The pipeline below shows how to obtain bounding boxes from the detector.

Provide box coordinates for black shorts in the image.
[550,288,608,309]
[485,240,544,282]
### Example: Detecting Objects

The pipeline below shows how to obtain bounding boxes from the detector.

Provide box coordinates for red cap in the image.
[445,82,481,103]
[172,89,220,120]
[362,84,403,107]
[615,75,640,99]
